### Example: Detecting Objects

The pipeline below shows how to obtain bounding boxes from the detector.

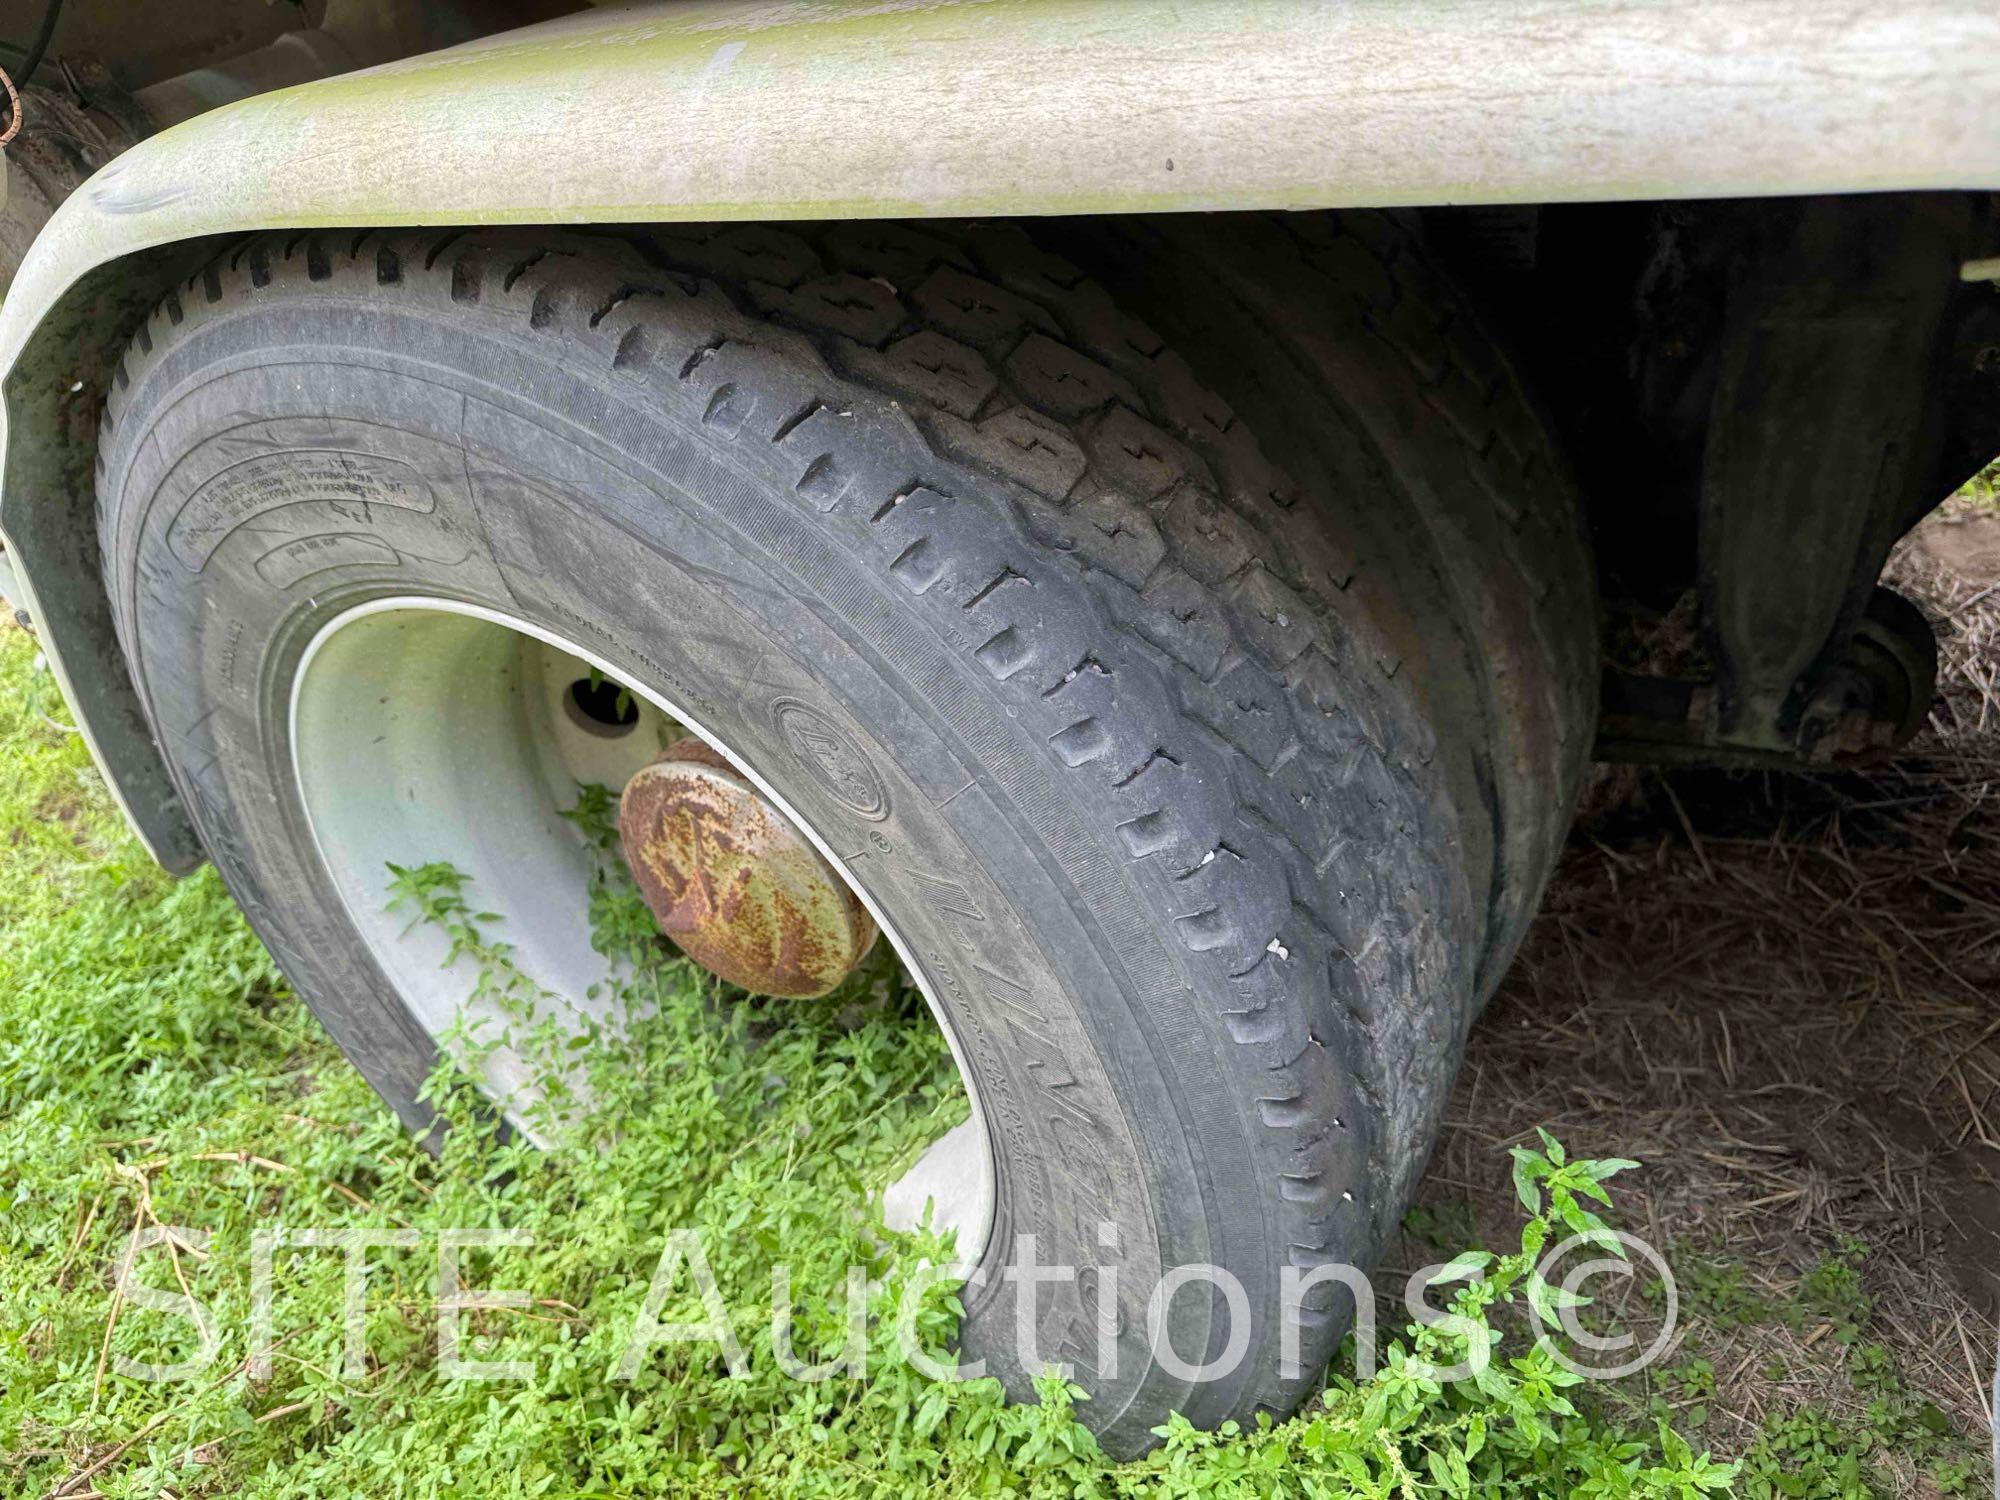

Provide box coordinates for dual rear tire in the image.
[94,214,1594,1451]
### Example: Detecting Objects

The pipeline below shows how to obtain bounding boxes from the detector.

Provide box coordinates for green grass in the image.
[0,622,1962,1498]
[1947,457,2000,513]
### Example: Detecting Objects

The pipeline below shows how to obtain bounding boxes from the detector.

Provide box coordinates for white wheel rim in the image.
[288,595,995,1265]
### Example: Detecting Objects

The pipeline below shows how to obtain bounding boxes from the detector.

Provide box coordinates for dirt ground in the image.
[1395,506,2000,1492]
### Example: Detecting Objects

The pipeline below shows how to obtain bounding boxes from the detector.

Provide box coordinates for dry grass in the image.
[1398,512,2000,1491]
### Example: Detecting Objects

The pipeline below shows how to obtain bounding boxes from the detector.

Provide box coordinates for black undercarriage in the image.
[1426,192,2000,768]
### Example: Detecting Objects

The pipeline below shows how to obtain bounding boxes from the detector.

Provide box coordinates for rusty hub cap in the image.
[617,737,877,998]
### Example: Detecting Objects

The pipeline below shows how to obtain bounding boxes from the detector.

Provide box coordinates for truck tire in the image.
[94,217,1593,1451]
[1043,212,1600,1002]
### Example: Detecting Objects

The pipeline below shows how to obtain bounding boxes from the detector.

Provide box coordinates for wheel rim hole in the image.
[564,675,640,737]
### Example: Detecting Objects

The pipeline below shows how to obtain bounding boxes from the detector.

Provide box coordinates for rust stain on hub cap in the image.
[616,737,877,998]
